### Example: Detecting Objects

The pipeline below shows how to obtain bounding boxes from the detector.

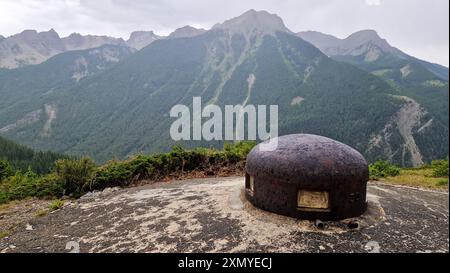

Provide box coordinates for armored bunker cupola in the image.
[245,134,369,220]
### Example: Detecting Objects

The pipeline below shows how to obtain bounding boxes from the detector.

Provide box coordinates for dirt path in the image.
[0,177,448,253]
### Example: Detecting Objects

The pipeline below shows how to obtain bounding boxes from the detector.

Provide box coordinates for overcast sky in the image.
[0,0,448,66]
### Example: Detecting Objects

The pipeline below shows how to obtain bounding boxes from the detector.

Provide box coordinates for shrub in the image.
[0,170,64,204]
[223,141,256,159]
[92,160,134,190]
[55,157,96,197]
[369,160,401,180]
[431,158,449,178]
[35,173,65,198]
[92,142,256,191]
[0,159,13,181]
[436,179,449,187]
[0,169,39,203]
[0,142,257,203]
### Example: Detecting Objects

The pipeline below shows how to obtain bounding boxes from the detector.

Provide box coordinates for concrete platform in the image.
[0,177,448,253]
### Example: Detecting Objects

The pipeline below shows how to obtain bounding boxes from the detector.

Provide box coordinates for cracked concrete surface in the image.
[0,177,448,253]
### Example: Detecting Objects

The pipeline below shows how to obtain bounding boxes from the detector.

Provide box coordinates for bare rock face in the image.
[167,26,206,39]
[0,30,127,68]
[297,29,405,61]
[366,96,437,167]
[127,31,162,50]
[212,9,290,35]
[62,33,125,51]
[297,29,448,81]
[338,30,406,59]
[0,29,65,68]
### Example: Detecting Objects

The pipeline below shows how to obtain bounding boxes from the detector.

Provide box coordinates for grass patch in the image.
[0,200,17,212]
[35,210,48,217]
[0,230,11,239]
[49,199,64,211]
[380,167,449,190]
[371,158,449,190]
[436,179,449,187]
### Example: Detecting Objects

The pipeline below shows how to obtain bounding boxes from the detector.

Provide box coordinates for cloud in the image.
[65,0,80,7]
[365,0,381,6]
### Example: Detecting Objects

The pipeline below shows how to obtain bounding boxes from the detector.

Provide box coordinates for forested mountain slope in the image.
[0,10,448,166]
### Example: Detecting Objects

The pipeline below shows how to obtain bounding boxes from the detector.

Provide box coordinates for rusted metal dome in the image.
[245,134,369,221]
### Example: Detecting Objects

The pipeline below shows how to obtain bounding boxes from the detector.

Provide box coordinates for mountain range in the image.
[0,25,209,69]
[297,30,449,81]
[0,9,448,167]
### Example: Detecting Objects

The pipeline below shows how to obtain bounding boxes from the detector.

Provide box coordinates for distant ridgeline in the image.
[0,136,70,174]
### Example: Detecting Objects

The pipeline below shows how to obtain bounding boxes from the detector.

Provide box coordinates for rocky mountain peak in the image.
[4,29,65,60]
[16,29,60,40]
[19,29,38,38]
[129,31,156,40]
[46,28,59,36]
[168,26,206,39]
[212,9,290,35]
[297,29,403,58]
[127,31,161,50]
[344,29,391,51]
[348,29,380,40]
[66,32,83,39]
[0,29,130,68]
[62,33,125,51]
